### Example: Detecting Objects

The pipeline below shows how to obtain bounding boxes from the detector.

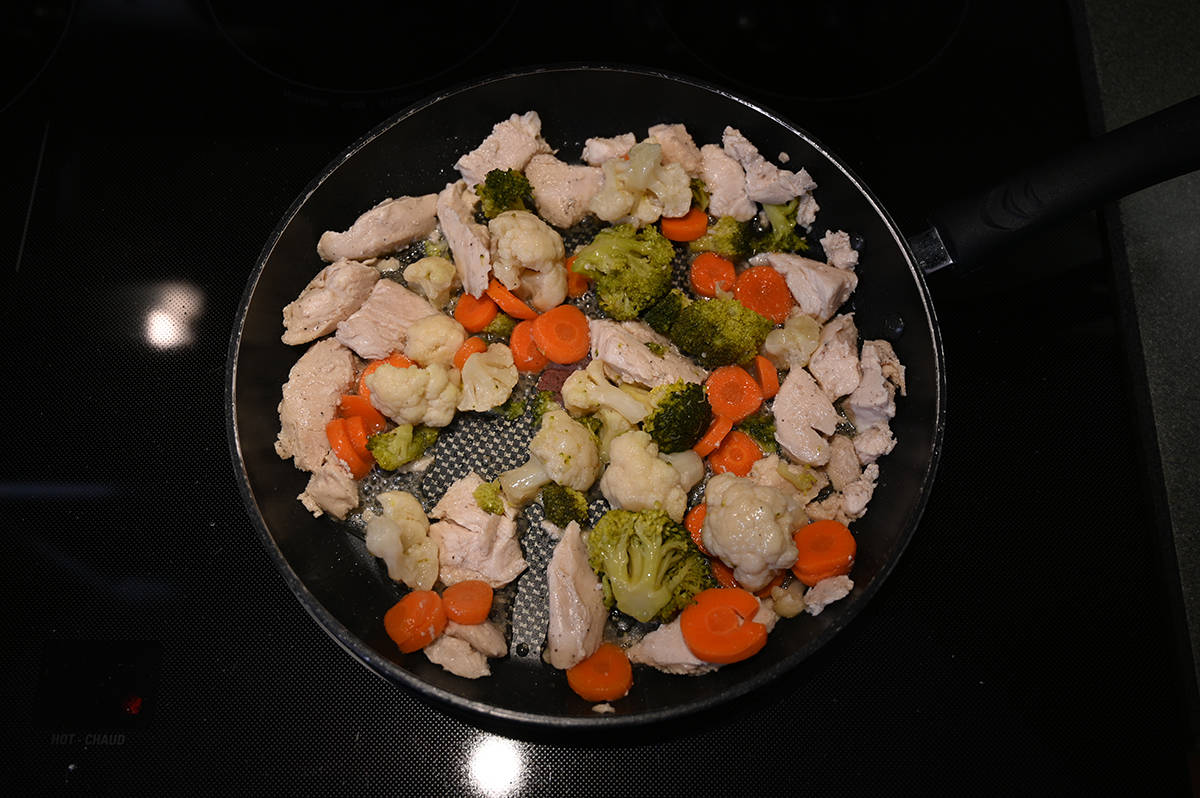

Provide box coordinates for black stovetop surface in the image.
[1,1,1192,794]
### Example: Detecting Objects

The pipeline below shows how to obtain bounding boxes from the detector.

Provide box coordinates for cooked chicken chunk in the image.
[628,599,778,675]
[773,367,838,466]
[842,463,880,519]
[316,194,438,263]
[544,522,606,670]
[845,340,898,431]
[436,180,492,298]
[853,424,897,466]
[334,279,437,361]
[589,319,707,388]
[429,473,527,588]
[275,338,357,472]
[446,620,507,658]
[825,434,862,493]
[749,252,857,322]
[423,634,490,679]
[280,258,379,346]
[804,575,854,616]
[581,132,635,165]
[297,451,359,519]
[525,153,602,228]
[648,123,703,177]
[699,144,757,222]
[820,229,859,271]
[722,126,817,205]
[807,314,861,399]
[871,339,907,395]
[454,111,552,189]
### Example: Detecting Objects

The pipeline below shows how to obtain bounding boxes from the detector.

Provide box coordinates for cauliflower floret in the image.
[458,343,519,412]
[363,490,438,590]
[588,139,691,225]
[762,307,822,370]
[561,359,651,424]
[530,408,602,492]
[702,473,799,591]
[599,430,688,523]
[403,312,467,367]
[366,362,460,428]
[659,449,705,493]
[403,255,457,308]
[487,210,566,291]
[517,262,568,313]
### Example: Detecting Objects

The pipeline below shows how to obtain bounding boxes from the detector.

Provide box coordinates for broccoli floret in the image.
[541,483,589,528]
[641,287,691,336]
[575,413,603,439]
[366,424,438,470]
[641,381,712,454]
[735,410,778,454]
[492,389,526,421]
[689,178,709,212]
[586,508,717,623]
[667,297,775,368]
[529,389,559,426]
[571,224,675,320]
[752,199,809,254]
[689,215,754,262]
[475,169,533,219]
[423,230,450,259]
[473,480,506,515]
[481,312,518,342]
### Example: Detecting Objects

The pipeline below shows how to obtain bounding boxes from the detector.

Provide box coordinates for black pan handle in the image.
[910,94,1200,274]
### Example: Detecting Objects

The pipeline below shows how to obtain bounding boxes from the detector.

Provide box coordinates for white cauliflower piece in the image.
[363,490,438,590]
[403,255,457,308]
[659,449,705,493]
[487,210,566,291]
[517,262,568,313]
[702,473,799,591]
[366,362,460,428]
[457,343,518,412]
[762,307,822,370]
[530,408,602,491]
[588,139,690,225]
[561,359,651,424]
[599,430,688,523]
[403,312,467,368]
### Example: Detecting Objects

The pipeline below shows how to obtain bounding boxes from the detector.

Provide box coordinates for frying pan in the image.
[226,66,1200,733]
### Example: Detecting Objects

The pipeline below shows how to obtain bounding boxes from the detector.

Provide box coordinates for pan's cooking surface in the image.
[0,0,1191,794]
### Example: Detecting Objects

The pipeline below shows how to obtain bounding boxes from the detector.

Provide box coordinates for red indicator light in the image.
[121,695,143,716]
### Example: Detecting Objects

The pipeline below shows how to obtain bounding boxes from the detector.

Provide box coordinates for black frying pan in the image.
[226,66,1200,733]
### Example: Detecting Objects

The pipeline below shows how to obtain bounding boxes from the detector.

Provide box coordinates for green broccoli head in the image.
[689,215,755,262]
[667,297,775,368]
[423,231,450,260]
[366,424,438,470]
[541,483,589,528]
[586,508,717,623]
[571,223,675,320]
[481,312,518,342]
[641,287,691,336]
[642,380,712,453]
[529,389,560,426]
[735,410,778,455]
[475,169,533,219]
[473,479,506,515]
[752,200,809,255]
[689,178,709,212]
[492,389,527,421]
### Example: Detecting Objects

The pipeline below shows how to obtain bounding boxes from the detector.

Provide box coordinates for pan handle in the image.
[910,94,1200,273]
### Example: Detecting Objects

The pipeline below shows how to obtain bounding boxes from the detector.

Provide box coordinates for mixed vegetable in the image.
[273,111,905,706]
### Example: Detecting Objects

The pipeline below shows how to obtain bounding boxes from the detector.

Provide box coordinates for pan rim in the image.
[225,63,947,731]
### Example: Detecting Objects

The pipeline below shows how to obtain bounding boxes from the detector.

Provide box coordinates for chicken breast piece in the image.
[845,340,898,431]
[454,111,552,189]
[820,229,859,271]
[275,338,357,473]
[525,153,603,229]
[853,424,896,466]
[842,463,879,519]
[297,451,359,519]
[825,434,862,493]
[871,339,907,395]
[581,132,635,165]
[699,144,757,222]
[316,194,438,263]
[436,180,492,298]
[804,575,854,616]
[445,620,508,658]
[281,258,379,346]
[773,367,838,466]
[429,473,527,588]
[722,126,817,206]
[334,279,437,361]
[424,634,490,679]
[750,252,857,322]
[589,319,708,388]
[647,123,703,177]
[807,314,861,399]
[627,617,718,676]
[545,522,607,670]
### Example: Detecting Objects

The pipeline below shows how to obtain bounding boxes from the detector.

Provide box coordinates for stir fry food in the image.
[274,112,905,706]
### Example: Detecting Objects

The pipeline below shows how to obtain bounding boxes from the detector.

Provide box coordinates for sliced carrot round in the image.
[510,320,549,372]
[531,304,590,364]
[566,643,633,702]
[750,355,780,399]
[792,519,857,586]
[326,418,371,479]
[565,254,589,298]
[442,580,494,625]
[453,336,488,371]
[339,393,387,434]
[692,414,734,457]
[454,292,499,333]
[734,264,793,324]
[661,206,709,242]
[384,590,447,654]
[679,588,768,664]
[342,413,374,463]
[689,252,737,298]
[684,504,709,555]
[709,558,739,588]
[705,366,763,423]
[486,277,538,320]
[708,429,763,477]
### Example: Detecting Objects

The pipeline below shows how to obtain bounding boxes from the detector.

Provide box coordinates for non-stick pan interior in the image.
[228,67,944,729]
